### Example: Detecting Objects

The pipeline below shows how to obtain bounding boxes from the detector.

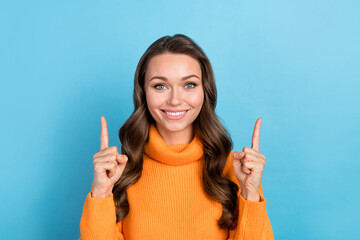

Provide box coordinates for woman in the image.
[79,34,274,239]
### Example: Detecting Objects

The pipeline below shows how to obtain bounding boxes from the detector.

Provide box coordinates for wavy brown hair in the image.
[114,34,239,229]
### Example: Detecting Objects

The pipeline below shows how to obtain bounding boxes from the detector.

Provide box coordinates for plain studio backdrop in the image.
[0,0,359,239]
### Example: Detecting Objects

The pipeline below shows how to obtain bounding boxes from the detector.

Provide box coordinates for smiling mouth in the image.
[161,110,189,116]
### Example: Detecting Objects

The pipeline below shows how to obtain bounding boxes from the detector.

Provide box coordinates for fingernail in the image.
[118,154,124,160]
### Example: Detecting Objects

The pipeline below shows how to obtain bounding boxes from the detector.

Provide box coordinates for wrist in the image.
[91,190,112,199]
[241,190,260,202]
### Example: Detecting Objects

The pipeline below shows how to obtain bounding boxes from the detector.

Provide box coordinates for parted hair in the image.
[114,34,239,229]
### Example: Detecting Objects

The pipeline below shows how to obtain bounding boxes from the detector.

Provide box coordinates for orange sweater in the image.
[79,124,274,239]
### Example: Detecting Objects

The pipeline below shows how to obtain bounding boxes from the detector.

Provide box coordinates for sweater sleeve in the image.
[79,190,124,240]
[224,152,274,240]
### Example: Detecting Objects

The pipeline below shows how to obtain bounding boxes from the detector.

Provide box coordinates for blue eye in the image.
[185,82,196,89]
[154,84,166,90]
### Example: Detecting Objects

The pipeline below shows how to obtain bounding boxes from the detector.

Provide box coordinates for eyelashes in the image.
[153,82,197,90]
[154,84,166,90]
[185,82,197,88]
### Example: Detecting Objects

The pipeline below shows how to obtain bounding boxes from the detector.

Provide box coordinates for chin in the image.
[157,121,192,132]
[166,123,190,131]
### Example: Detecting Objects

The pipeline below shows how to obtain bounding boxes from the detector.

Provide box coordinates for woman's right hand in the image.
[92,116,128,198]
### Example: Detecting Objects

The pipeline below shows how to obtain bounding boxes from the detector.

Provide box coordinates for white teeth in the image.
[165,111,186,116]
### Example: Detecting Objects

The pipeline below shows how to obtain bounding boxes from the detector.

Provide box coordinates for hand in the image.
[233,118,266,202]
[92,116,128,198]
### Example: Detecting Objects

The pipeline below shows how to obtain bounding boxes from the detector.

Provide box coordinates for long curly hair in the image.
[114,34,239,229]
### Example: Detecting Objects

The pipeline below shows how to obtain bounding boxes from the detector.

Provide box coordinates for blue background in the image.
[1,0,359,239]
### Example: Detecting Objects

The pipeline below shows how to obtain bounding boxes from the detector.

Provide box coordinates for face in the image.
[144,53,204,139]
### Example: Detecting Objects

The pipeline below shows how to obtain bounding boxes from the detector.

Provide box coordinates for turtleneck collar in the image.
[143,124,204,166]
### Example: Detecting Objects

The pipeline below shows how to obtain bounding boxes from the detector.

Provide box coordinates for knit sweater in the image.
[79,124,274,239]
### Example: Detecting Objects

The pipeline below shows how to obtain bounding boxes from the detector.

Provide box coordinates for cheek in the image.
[187,89,204,108]
[146,89,163,110]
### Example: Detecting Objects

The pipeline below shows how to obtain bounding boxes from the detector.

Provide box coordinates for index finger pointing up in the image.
[251,118,262,152]
[100,116,109,151]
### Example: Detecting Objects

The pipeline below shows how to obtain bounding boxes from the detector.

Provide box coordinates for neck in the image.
[155,124,194,145]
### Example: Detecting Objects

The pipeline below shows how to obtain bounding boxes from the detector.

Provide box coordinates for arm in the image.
[225,152,274,240]
[80,116,127,239]
[79,183,124,240]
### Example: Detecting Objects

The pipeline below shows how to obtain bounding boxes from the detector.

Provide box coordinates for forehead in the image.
[145,53,201,80]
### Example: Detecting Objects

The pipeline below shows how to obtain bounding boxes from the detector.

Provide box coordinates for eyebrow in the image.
[149,74,200,81]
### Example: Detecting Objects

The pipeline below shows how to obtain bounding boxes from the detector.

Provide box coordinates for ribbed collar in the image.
[143,124,204,166]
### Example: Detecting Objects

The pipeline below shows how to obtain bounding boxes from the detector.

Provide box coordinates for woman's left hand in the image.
[233,118,266,202]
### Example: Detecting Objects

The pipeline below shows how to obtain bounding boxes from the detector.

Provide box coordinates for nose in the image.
[167,88,183,106]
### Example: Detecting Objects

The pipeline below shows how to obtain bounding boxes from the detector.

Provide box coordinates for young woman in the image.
[79,34,274,239]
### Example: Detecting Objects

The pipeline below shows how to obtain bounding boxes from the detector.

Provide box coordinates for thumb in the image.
[110,166,123,184]
[110,155,128,184]
[234,151,245,159]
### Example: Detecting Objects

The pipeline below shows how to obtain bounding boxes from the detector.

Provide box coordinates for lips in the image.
[160,109,189,119]
[161,109,189,113]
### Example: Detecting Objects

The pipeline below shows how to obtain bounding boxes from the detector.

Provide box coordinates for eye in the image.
[154,84,166,90]
[185,82,197,89]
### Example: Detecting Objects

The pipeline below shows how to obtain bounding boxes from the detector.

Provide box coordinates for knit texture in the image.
[79,124,274,239]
